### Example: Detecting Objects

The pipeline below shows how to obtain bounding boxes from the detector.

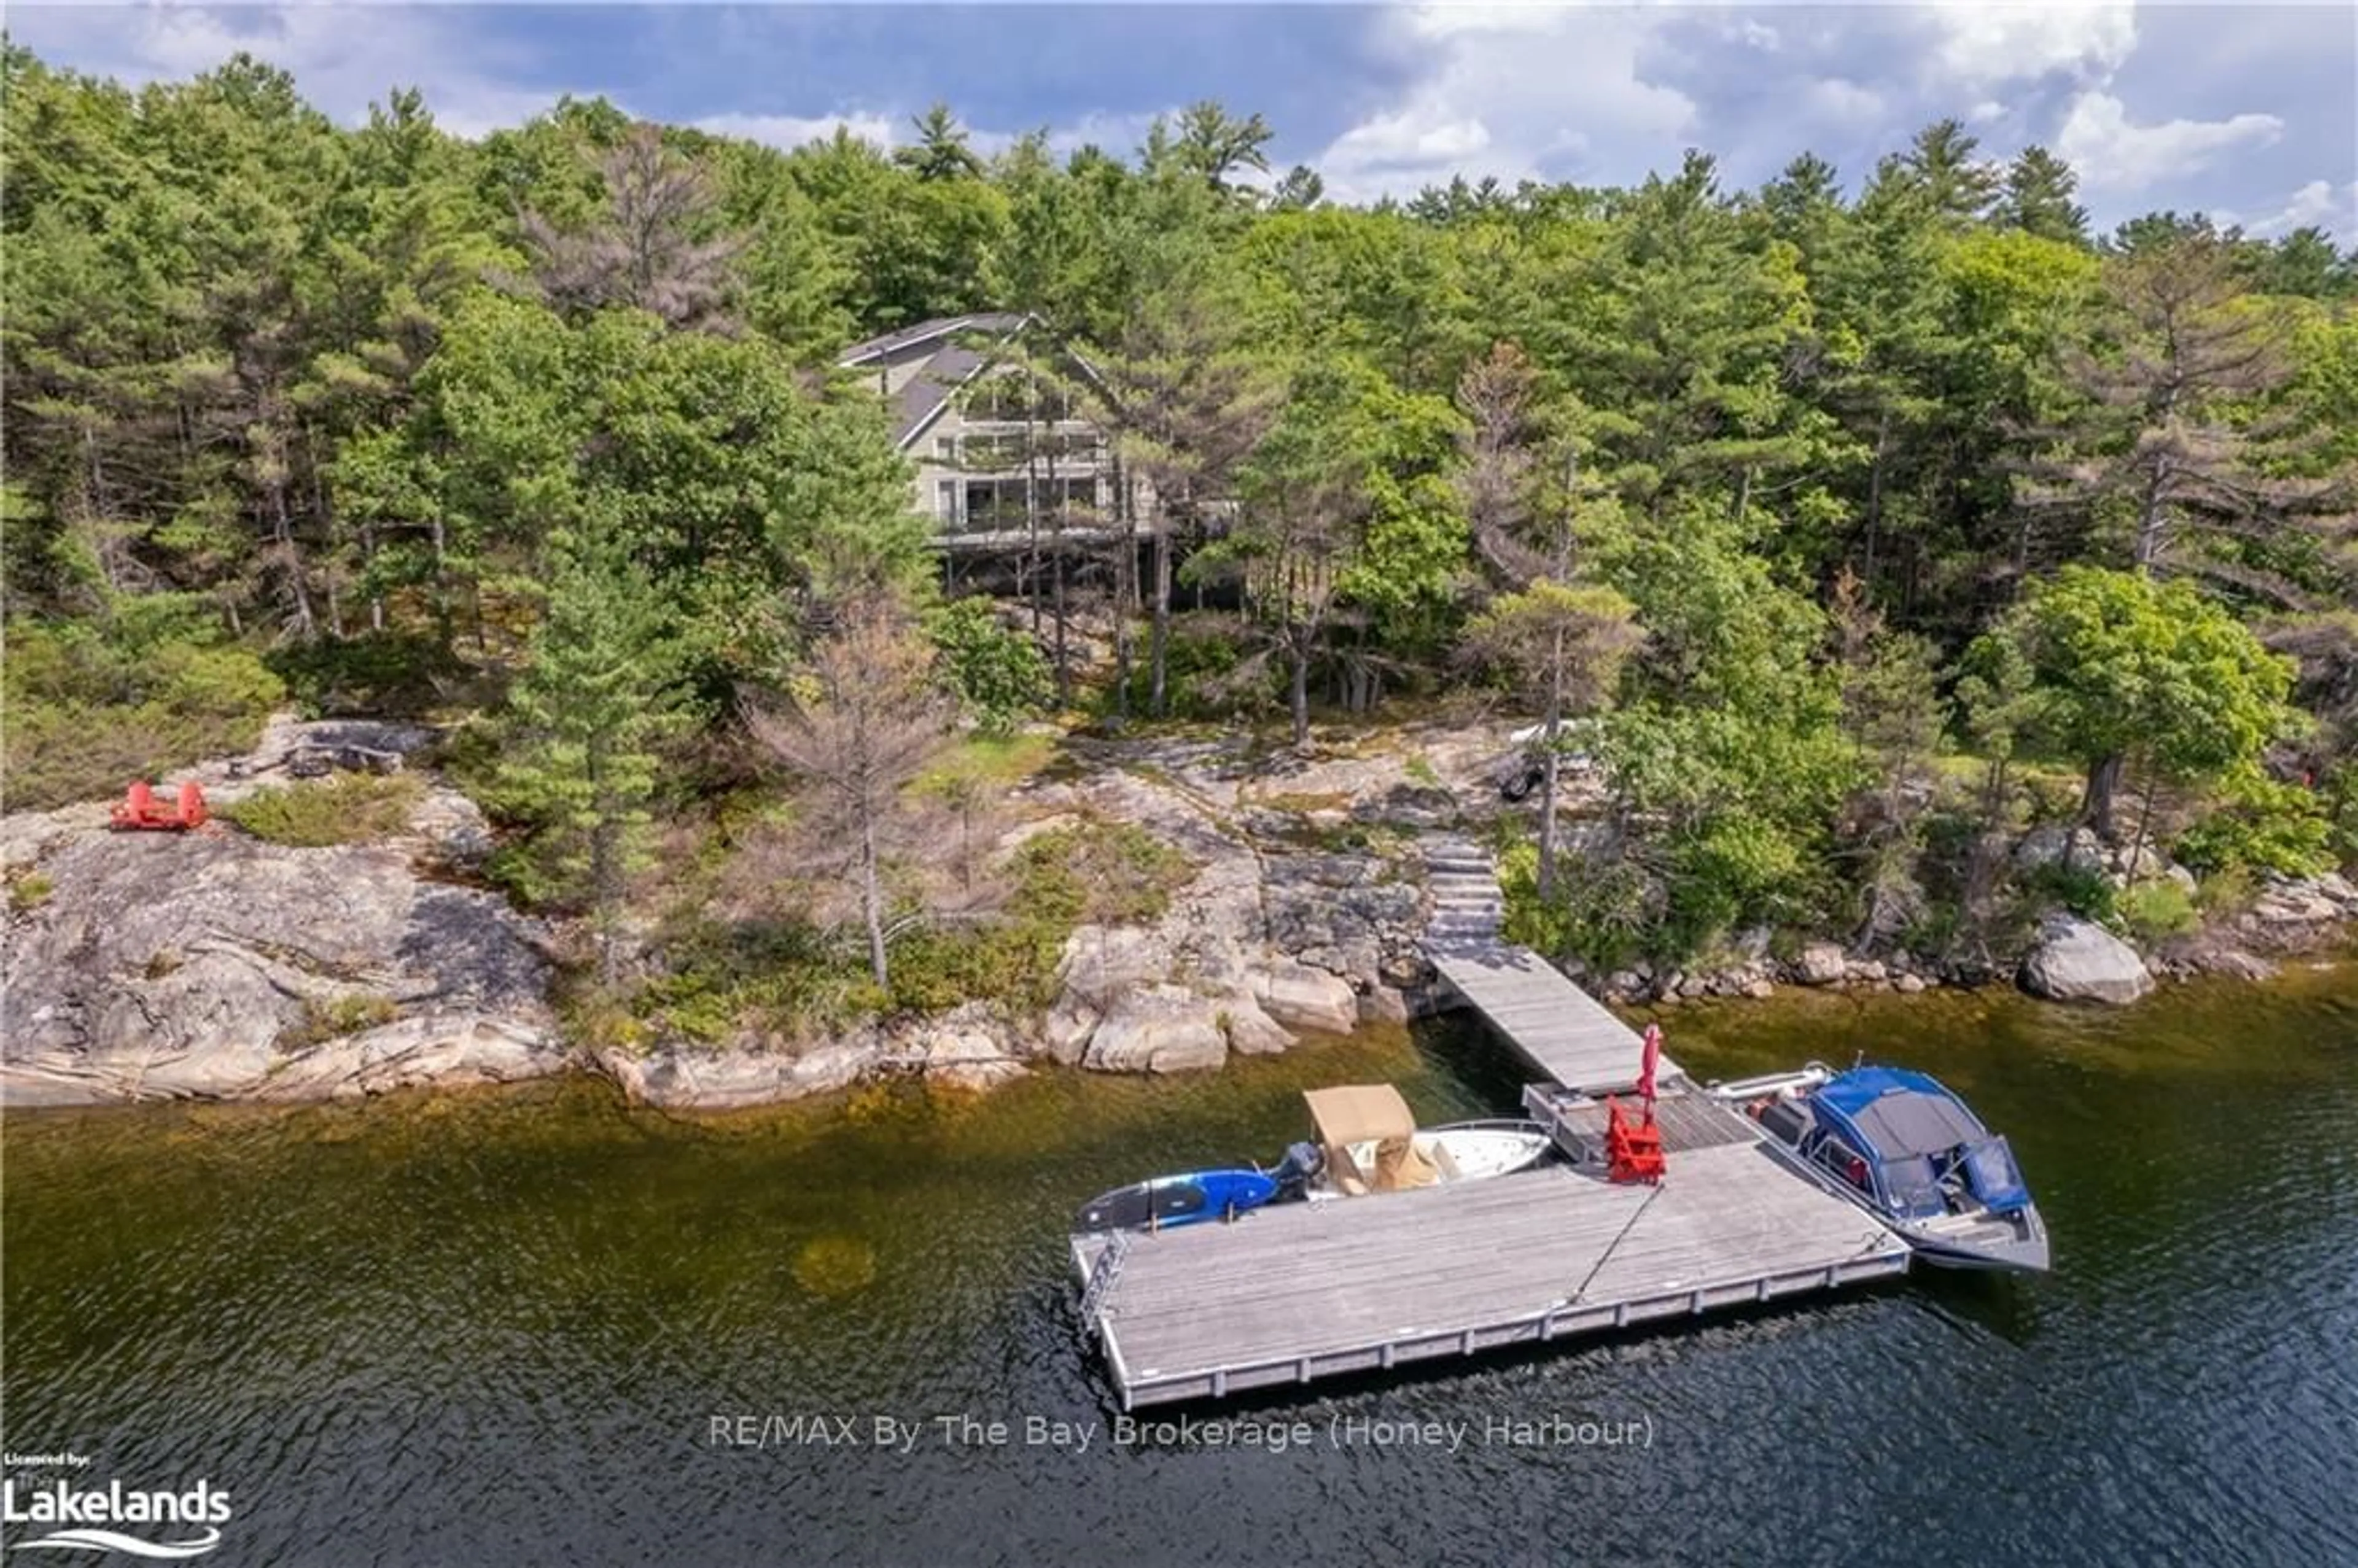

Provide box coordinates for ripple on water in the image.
[6,980,2357,1566]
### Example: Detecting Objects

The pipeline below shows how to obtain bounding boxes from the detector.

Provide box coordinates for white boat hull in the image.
[1323,1122,1552,1196]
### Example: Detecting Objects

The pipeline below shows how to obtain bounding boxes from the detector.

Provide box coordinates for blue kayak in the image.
[1073,1168,1278,1233]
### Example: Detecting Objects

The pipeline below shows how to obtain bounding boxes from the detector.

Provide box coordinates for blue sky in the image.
[12,4,2355,240]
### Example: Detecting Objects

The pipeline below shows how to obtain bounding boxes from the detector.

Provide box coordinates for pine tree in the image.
[496,511,683,984]
[1453,340,1640,898]
[1996,146,2089,246]
[2023,234,2340,589]
[521,123,747,332]
[1078,281,1278,717]
[1893,118,1999,227]
[895,104,983,184]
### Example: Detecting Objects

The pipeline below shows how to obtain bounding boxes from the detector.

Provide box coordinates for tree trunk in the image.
[1052,539,1071,707]
[1150,499,1175,718]
[271,477,317,641]
[1536,624,1566,901]
[430,510,451,641]
[1862,410,1890,586]
[589,745,621,989]
[2128,763,2162,875]
[1288,631,1312,747]
[1111,456,1134,725]
[1025,423,1043,640]
[2134,457,2170,573]
[2082,752,2125,839]
[860,808,889,988]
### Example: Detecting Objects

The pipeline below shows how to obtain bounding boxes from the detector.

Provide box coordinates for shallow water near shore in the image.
[6,972,2356,1566]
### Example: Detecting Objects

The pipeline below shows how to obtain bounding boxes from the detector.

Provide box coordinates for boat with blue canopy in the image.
[1710,1063,2049,1273]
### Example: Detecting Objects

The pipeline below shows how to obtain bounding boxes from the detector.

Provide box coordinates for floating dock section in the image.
[1069,836,1910,1410]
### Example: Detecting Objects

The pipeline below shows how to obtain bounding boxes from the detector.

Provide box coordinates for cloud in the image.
[1917,1,2138,90]
[1802,77,1884,126]
[2055,90,2285,193]
[2249,179,2358,243]
[1312,6,1695,201]
[693,112,900,151]
[6,3,566,137]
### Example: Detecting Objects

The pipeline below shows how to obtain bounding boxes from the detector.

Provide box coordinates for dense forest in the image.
[5,46,2354,1034]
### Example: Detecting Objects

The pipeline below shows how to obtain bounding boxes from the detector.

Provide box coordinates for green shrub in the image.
[2119,880,2199,943]
[634,919,887,1047]
[929,598,1050,736]
[890,821,1196,1013]
[224,774,425,847]
[267,632,456,720]
[1499,838,1659,972]
[1107,619,1276,721]
[2020,858,2117,924]
[2173,764,2335,878]
[3,605,283,812]
[2195,864,2256,915]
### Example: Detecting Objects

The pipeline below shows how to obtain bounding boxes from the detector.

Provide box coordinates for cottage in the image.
[836,313,1138,548]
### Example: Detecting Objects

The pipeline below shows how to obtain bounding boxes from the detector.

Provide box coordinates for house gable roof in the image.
[836,312,1068,451]
[838,311,1029,368]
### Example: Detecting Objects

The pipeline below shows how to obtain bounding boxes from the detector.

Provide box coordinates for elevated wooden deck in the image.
[1065,837,1910,1409]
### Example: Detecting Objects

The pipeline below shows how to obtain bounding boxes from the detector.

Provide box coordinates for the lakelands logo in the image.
[1,1474,231,1559]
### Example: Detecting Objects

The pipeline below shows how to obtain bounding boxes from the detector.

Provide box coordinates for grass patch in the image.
[914,731,1058,795]
[6,870,54,914]
[1404,752,1442,789]
[223,774,426,847]
[1258,789,1354,814]
[279,992,399,1049]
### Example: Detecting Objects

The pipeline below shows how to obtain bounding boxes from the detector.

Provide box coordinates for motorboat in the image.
[1071,1085,1553,1235]
[1713,1063,2049,1273]
[1277,1084,1552,1200]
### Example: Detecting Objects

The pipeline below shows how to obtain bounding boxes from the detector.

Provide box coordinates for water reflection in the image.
[4,969,2354,1566]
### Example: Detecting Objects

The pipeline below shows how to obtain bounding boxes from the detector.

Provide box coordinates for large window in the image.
[951,476,1104,534]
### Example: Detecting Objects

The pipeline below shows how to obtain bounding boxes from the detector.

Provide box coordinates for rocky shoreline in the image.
[4,716,2351,1111]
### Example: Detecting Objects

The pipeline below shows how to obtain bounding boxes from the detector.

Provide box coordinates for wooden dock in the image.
[1068,838,1910,1408]
[1422,833,1683,1094]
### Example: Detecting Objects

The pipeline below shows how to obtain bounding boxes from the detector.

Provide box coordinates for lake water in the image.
[5,969,2356,1566]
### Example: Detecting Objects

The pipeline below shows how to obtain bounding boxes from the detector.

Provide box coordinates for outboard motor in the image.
[1269,1140,1325,1201]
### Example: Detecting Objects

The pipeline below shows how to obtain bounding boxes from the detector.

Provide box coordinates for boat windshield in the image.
[1876,1154,1947,1219]
[1960,1138,2031,1215]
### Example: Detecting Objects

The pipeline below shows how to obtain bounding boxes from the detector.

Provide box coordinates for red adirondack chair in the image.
[109,780,209,831]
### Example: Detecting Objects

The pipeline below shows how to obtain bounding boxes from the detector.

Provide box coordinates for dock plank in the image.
[1077,1143,1906,1405]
